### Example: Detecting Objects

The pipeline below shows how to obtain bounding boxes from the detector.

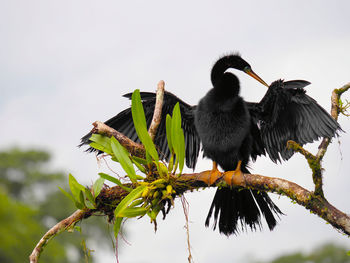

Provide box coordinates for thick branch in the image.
[112,171,350,235]
[180,171,350,235]
[32,169,350,260]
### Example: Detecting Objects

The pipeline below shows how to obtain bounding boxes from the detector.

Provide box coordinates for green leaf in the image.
[114,185,147,218]
[114,217,123,239]
[84,188,96,207]
[166,114,173,152]
[79,190,86,208]
[177,128,185,173]
[118,207,148,217]
[74,226,82,233]
[145,152,152,164]
[131,89,147,127]
[93,177,105,198]
[131,90,159,162]
[98,173,132,192]
[111,156,120,163]
[135,174,145,180]
[147,207,161,221]
[84,199,96,209]
[168,153,174,172]
[171,103,182,139]
[68,174,86,203]
[171,103,181,160]
[89,142,113,156]
[110,136,138,182]
[129,198,144,208]
[131,157,147,173]
[171,103,186,173]
[89,134,113,155]
[58,186,75,203]
[80,190,96,209]
[132,156,148,165]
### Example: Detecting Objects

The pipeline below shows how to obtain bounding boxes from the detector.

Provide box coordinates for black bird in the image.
[194,55,282,235]
[80,53,341,235]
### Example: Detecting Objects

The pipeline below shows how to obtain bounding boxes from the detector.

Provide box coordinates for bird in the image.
[194,54,282,235]
[80,53,341,235]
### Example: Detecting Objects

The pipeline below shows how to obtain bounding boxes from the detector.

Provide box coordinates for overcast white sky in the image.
[1,1,350,262]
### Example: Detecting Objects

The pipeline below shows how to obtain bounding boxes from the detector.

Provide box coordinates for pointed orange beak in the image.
[243,67,269,87]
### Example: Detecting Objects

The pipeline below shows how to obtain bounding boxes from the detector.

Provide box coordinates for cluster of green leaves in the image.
[67,89,186,240]
[59,175,104,210]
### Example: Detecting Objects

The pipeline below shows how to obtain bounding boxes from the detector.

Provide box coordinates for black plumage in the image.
[80,91,200,169]
[195,55,282,235]
[80,53,341,235]
[249,79,341,162]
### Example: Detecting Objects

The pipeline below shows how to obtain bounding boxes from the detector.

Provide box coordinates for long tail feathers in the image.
[205,188,283,236]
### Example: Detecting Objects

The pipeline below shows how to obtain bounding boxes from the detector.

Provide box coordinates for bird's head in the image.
[211,53,269,88]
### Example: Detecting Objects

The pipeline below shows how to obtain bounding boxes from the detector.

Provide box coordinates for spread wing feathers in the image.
[246,103,266,161]
[249,79,341,162]
[80,91,200,169]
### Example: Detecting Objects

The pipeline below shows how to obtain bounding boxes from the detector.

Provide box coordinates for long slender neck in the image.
[212,72,240,98]
[210,55,243,86]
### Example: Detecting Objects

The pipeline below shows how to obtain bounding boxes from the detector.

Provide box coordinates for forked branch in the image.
[30,82,350,262]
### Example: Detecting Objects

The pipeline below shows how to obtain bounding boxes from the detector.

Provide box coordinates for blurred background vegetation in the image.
[255,243,350,263]
[0,147,113,263]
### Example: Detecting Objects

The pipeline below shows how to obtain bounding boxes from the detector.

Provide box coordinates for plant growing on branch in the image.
[30,81,350,263]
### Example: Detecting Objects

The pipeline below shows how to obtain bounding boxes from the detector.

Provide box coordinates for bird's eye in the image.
[243,66,251,72]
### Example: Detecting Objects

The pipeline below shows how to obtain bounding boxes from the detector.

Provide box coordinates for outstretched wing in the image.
[80,91,201,169]
[248,79,341,162]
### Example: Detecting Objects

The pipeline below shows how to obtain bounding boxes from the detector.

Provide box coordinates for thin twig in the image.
[29,209,88,263]
[181,195,193,263]
[316,82,350,160]
[287,140,316,161]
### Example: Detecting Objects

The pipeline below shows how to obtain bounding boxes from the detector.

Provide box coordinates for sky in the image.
[1,0,350,262]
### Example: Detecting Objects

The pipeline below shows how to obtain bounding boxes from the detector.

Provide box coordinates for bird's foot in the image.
[222,160,244,186]
[196,161,222,185]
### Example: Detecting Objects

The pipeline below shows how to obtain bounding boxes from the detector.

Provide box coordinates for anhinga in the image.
[80,53,341,235]
[195,55,282,235]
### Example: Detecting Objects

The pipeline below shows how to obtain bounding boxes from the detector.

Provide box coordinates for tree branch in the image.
[148,80,165,141]
[30,82,350,262]
[29,210,88,263]
[316,82,350,160]
[178,171,350,235]
[92,121,145,158]
[286,83,350,197]
[31,168,350,261]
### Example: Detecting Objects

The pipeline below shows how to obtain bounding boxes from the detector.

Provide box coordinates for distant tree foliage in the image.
[257,243,350,263]
[0,148,111,263]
